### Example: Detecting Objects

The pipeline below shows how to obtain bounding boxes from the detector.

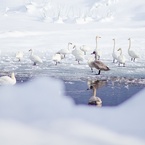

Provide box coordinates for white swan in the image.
[72,45,84,64]
[29,49,43,65]
[58,42,72,58]
[87,80,105,106]
[95,36,101,60]
[112,38,118,63]
[128,38,139,61]
[52,52,64,65]
[16,51,23,61]
[88,51,110,75]
[80,45,91,55]
[117,48,126,67]
[0,72,16,85]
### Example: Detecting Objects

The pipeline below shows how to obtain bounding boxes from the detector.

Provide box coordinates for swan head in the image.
[68,42,73,45]
[112,38,115,41]
[29,49,32,52]
[117,48,122,51]
[128,38,131,40]
[96,36,101,39]
[91,51,96,55]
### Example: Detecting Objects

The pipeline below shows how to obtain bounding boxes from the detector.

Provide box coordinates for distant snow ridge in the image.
[2,0,117,24]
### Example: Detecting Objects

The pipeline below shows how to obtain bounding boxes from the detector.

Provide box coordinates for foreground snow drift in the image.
[0,77,145,145]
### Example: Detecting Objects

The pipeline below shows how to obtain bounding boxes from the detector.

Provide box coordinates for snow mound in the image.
[0,77,145,144]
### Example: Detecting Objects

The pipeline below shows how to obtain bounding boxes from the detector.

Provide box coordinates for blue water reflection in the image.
[64,80,145,106]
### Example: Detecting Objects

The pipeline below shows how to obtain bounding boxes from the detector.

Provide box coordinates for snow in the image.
[0,0,145,144]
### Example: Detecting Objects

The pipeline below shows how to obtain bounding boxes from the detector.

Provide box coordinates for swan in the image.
[72,45,84,64]
[117,48,126,67]
[128,38,139,61]
[87,80,105,106]
[52,52,64,65]
[29,49,43,65]
[80,45,91,55]
[112,38,118,63]
[88,51,110,75]
[95,36,101,60]
[58,42,72,58]
[0,72,16,85]
[16,51,23,61]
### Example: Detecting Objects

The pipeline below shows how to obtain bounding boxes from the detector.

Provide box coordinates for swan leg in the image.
[91,68,93,72]
[33,62,36,65]
[95,70,101,75]
[98,55,100,60]
[123,63,125,67]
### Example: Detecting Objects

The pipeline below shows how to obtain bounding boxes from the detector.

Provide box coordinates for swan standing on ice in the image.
[52,52,64,65]
[117,48,126,67]
[80,45,91,55]
[128,38,139,61]
[16,51,23,61]
[58,42,72,58]
[29,49,43,65]
[88,51,110,75]
[87,80,105,106]
[95,36,101,60]
[112,38,118,63]
[0,72,16,85]
[72,45,84,64]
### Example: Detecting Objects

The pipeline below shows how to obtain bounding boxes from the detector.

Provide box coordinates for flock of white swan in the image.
[0,36,139,87]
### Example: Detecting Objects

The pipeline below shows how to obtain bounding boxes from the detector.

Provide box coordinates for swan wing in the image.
[30,55,42,63]
[93,61,109,70]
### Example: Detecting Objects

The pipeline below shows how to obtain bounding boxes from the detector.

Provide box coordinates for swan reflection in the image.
[87,79,107,107]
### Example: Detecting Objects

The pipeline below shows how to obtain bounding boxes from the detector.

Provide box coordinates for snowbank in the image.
[0,77,145,145]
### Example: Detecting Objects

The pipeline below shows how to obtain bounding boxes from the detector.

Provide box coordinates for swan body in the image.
[128,38,139,61]
[88,96,102,106]
[117,48,126,66]
[95,36,101,60]
[89,51,110,75]
[72,45,84,64]
[0,72,16,85]
[52,53,64,65]
[29,49,43,65]
[112,38,119,63]
[58,42,72,57]
[16,51,23,61]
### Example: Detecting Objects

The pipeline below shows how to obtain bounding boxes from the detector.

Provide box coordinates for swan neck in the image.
[68,43,70,50]
[96,37,98,51]
[30,50,33,56]
[94,52,97,61]
[120,49,122,55]
[113,39,115,52]
[11,73,15,80]
[128,39,131,50]
[93,87,97,97]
